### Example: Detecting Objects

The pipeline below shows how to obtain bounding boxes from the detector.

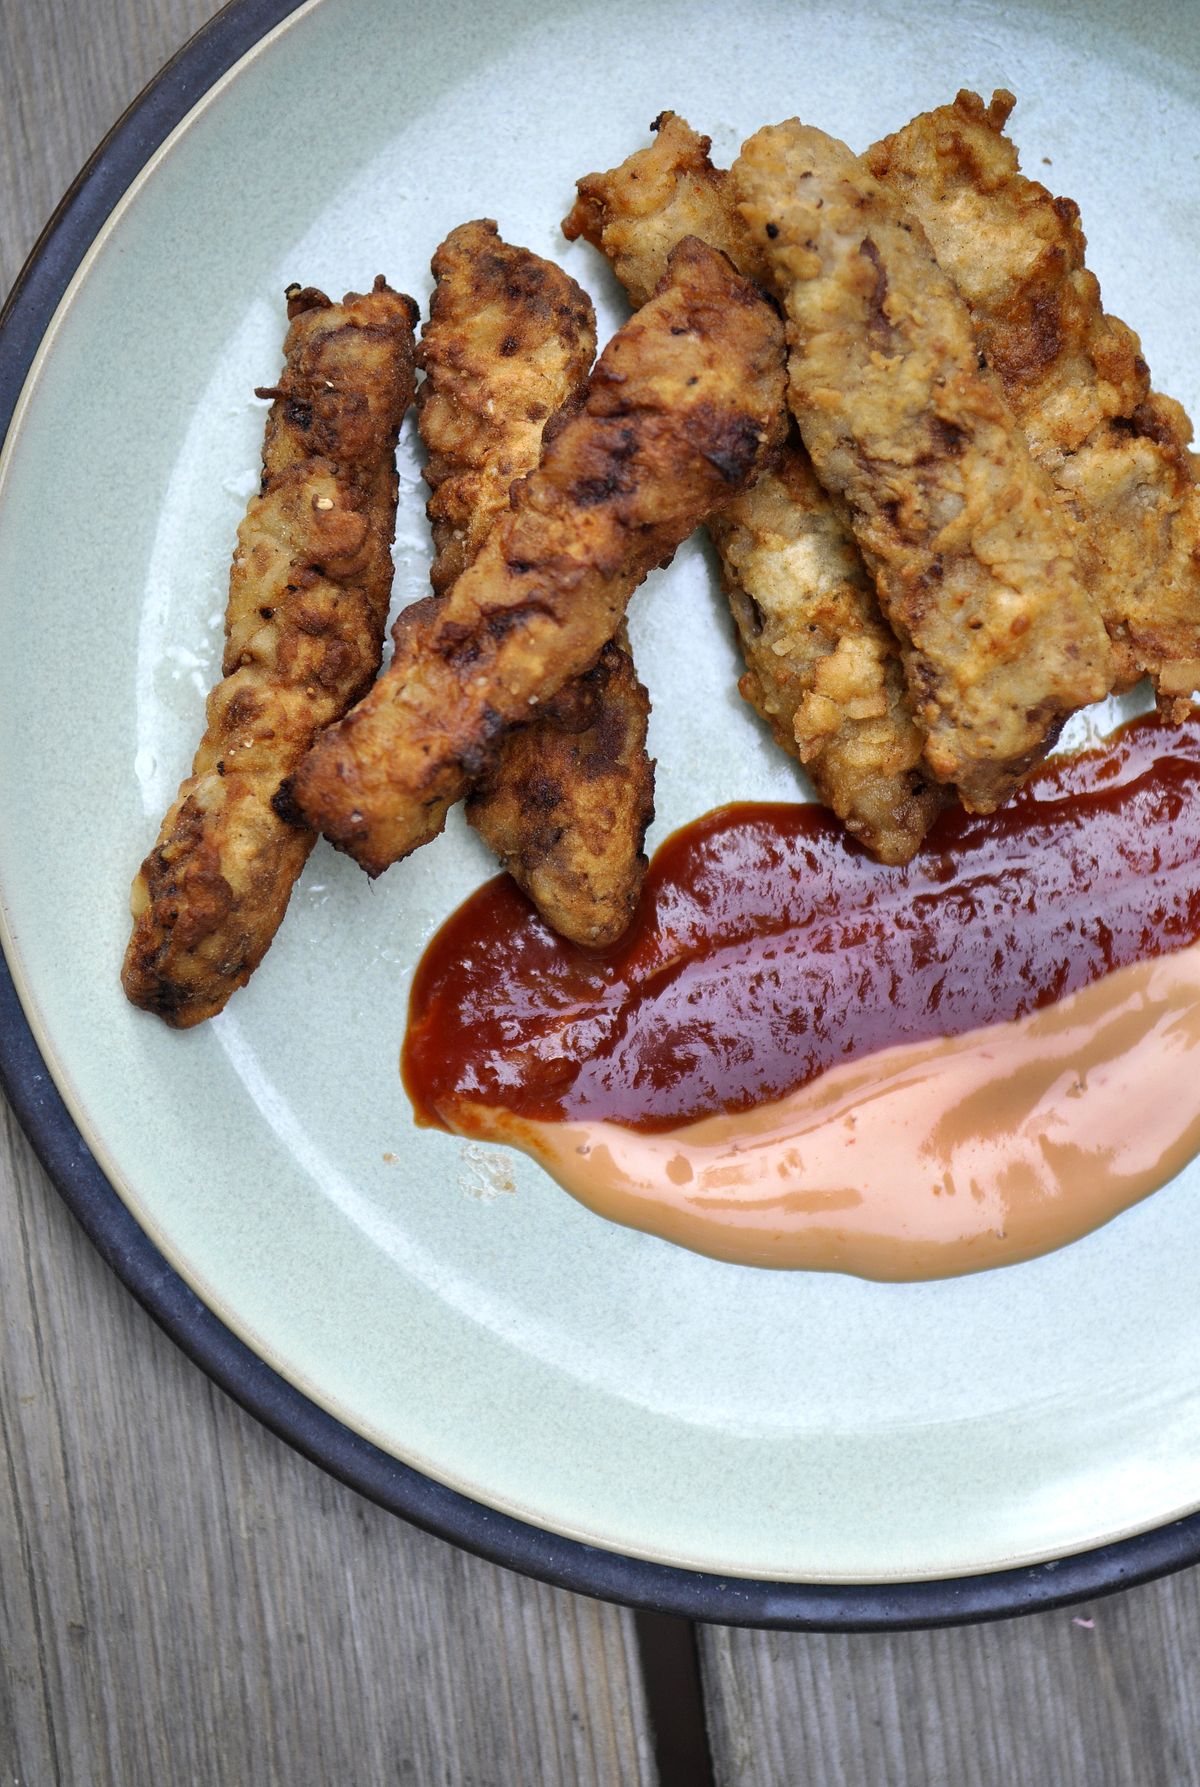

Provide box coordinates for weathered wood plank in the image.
[701,1590,1200,1787]
[0,1097,655,1787]
[0,6,655,1782]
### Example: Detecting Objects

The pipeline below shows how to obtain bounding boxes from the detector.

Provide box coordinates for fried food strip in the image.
[419,220,599,594]
[734,122,1113,811]
[865,88,1200,704]
[289,236,786,874]
[122,278,418,1025]
[564,109,762,306]
[468,633,653,942]
[565,114,942,863]
[417,219,654,943]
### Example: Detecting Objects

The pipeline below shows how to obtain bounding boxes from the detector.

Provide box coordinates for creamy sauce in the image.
[451,947,1200,1277]
[403,715,1200,1278]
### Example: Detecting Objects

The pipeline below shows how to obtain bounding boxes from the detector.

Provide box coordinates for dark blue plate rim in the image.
[3,0,1198,1629]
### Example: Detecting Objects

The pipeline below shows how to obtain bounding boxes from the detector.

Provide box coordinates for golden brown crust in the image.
[563,111,762,305]
[865,88,1200,704]
[467,630,655,944]
[735,121,1113,811]
[121,278,418,1025]
[414,221,653,943]
[709,438,943,860]
[566,113,942,862]
[290,236,786,874]
[417,220,598,592]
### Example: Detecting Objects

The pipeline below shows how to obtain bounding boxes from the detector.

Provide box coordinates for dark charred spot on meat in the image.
[572,469,631,505]
[526,401,549,423]
[929,418,965,457]
[765,222,779,240]
[1129,399,1186,455]
[461,710,506,780]
[216,760,226,776]
[259,606,275,620]
[285,397,314,431]
[271,778,310,829]
[435,622,482,670]
[1051,195,1081,231]
[991,289,1064,390]
[859,237,891,342]
[222,687,265,732]
[483,608,523,645]
[499,333,520,357]
[693,408,767,485]
[523,772,567,815]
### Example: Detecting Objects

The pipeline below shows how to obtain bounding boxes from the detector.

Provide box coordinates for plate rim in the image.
[3,0,1200,1629]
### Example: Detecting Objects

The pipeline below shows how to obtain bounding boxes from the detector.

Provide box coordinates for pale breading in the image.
[709,446,941,857]
[566,113,942,862]
[734,120,1113,811]
[865,88,1200,703]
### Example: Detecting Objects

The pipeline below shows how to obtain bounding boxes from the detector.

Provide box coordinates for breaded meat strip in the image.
[564,109,763,305]
[122,278,418,1025]
[866,88,1200,705]
[565,114,942,863]
[734,123,1113,811]
[288,237,786,874]
[417,220,654,943]
[419,221,598,594]
[468,632,653,943]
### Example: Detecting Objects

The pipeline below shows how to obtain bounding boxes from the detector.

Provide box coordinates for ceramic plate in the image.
[4,0,1200,1619]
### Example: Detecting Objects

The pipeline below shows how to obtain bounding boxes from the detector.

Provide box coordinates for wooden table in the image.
[4,4,1200,1781]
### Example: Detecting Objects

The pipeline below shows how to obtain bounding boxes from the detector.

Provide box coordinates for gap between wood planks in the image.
[635,1611,716,1786]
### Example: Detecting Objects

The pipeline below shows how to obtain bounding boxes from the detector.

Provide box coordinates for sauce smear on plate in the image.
[403,715,1200,1276]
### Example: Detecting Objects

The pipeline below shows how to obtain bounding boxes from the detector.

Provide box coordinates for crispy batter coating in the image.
[121,278,418,1025]
[735,122,1113,811]
[468,630,654,943]
[563,110,762,305]
[419,219,598,594]
[417,220,654,943]
[289,236,786,874]
[865,88,1200,705]
[709,444,941,857]
[565,114,941,862]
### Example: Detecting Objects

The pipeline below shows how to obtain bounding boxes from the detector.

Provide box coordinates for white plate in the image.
[2,0,1199,1585]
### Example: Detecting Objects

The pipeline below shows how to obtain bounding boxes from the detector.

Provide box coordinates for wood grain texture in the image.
[0,6,654,1784]
[701,1598,1200,1787]
[8,5,1200,1787]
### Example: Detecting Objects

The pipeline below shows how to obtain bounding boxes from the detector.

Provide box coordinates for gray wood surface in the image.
[700,1596,1200,1786]
[6,3,1200,1785]
[0,6,653,1785]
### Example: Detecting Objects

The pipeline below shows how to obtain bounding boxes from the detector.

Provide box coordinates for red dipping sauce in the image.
[403,715,1200,1136]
